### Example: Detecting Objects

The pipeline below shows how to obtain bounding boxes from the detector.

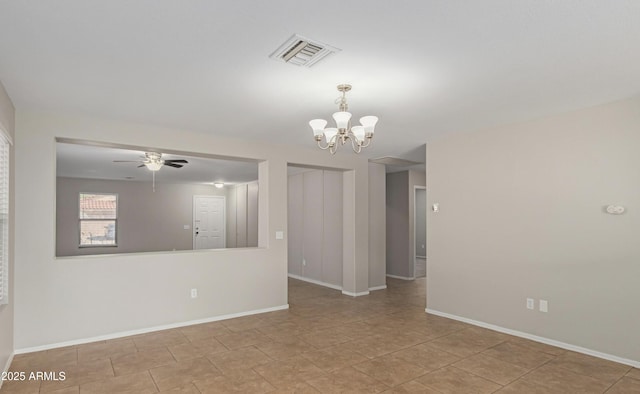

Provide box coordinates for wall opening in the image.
[414,186,426,277]
[55,139,262,256]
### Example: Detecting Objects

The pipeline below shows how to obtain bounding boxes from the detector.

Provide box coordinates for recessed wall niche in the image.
[55,140,260,257]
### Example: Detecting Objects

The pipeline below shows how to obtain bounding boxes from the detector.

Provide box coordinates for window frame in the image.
[78,192,118,248]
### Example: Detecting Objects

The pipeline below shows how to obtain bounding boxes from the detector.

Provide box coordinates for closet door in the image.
[322,170,343,286]
[235,183,248,247]
[247,181,259,247]
[302,170,323,281]
[287,174,303,276]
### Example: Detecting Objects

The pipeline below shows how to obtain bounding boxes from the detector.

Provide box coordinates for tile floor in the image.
[2,278,639,393]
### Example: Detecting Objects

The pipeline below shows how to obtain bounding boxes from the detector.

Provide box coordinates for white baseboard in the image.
[426,308,640,368]
[15,304,289,355]
[287,274,342,291]
[386,274,414,280]
[0,352,15,390]
[369,285,387,291]
[341,290,370,297]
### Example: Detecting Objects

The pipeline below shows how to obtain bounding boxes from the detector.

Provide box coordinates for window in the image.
[0,132,10,304]
[79,193,117,247]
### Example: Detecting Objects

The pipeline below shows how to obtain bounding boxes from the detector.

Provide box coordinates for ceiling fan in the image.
[113,152,188,171]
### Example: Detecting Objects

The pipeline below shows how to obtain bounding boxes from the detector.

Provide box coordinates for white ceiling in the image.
[1,1,640,162]
[56,142,259,184]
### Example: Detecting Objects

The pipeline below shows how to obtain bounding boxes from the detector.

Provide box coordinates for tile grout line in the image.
[146,368,161,393]
[601,367,633,393]
[448,364,506,388]
[550,358,632,388]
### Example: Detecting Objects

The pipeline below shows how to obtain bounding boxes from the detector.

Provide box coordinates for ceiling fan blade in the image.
[164,159,188,164]
[137,164,146,168]
[164,163,183,168]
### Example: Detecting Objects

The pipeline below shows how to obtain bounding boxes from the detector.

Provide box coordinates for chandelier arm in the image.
[325,133,339,154]
[316,139,332,150]
[346,130,365,153]
[350,136,363,153]
[347,131,358,148]
[360,138,372,148]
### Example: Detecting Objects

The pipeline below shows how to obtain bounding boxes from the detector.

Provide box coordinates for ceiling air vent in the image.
[269,34,340,68]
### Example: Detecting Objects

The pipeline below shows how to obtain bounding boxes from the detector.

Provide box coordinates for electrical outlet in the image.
[302,259,306,266]
[539,299,548,313]
[526,298,534,310]
[191,288,198,298]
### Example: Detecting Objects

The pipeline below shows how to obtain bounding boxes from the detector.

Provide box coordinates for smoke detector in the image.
[269,34,340,67]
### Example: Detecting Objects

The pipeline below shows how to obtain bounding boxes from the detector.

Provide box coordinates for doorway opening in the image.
[414,187,426,278]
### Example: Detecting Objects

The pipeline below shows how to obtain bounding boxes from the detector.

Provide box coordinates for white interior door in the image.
[193,196,225,249]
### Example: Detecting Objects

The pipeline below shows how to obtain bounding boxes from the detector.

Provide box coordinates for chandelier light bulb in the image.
[309,119,327,137]
[359,116,378,134]
[323,128,338,144]
[332,112,352,129]
[351,126,365,142]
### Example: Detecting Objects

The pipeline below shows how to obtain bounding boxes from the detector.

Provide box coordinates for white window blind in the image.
[0,132,9,304]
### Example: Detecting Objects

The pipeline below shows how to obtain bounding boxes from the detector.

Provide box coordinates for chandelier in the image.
[309,84,378,154]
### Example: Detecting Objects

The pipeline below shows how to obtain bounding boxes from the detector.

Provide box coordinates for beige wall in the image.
[368,162,386,288]
[0,82,14,376]
[426,97,640,364]
[56,177,228,256]
[14,111,370,349]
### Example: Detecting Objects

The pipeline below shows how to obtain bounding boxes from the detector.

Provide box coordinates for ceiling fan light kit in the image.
[309,84,378,154]
[113,151,190,192]
[143,152,164,171]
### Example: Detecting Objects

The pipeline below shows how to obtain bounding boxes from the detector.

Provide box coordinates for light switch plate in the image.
[539,299,548,312]
[526,298,534,310]
[275,231,284,240]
